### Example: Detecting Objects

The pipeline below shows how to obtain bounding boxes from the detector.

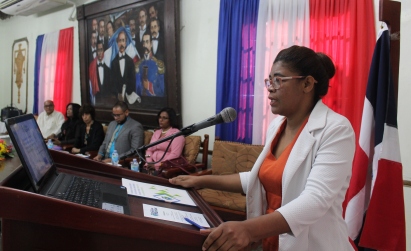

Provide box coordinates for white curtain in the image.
[252,0,310,144]
[38,31,59,113]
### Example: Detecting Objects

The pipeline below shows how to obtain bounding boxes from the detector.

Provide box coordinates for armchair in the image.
[160,134,209,178]
[196,139,264,221]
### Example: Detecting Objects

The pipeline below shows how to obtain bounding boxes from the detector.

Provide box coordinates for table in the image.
[0,149,223,251]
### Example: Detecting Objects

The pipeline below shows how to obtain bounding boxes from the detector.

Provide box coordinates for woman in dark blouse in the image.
[53,103,81,145]
[71,104,104,154]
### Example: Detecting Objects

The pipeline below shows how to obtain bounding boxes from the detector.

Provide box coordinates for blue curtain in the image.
[215,0,259,143]
[33,35,44,115]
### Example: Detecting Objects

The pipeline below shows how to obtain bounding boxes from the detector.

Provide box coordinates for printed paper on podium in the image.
[143,204,210,228]
[122,178,196,206]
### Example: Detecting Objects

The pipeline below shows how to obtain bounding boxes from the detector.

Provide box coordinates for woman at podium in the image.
[170,46,355,251]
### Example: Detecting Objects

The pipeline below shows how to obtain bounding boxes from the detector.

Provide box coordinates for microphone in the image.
[184,107,237,134]
[137,107,237,152]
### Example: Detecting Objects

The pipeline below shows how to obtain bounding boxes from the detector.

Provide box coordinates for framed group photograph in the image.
[11,37,29,114]
[77,0,181,128]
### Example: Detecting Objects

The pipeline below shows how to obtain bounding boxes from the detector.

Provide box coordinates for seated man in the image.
[93,101,144,163]
[36,100,65,139]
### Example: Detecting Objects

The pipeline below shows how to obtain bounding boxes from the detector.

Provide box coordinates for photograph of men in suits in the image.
[98,19,108,50]
[128,18,137,47]
[89,32,98,61]
[110,31,138,104]
[89,41,115,104]
[150,18,164,61]
[84,2,169,112]
[91,18,98,34]
[135,33,165,97]
[137,8,149,58]
[148,4,164,33]
[106,21,114,41]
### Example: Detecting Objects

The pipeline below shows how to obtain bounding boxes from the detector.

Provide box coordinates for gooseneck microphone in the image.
[137,107,237,152]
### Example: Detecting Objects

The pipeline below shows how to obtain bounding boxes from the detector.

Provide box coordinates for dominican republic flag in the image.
[33,27,74,116]
[343,22,406,250]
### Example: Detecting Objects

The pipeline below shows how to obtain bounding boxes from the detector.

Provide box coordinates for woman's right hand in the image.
[169,175,200,188]
[71,147,80,154]
[93,154,103,161]
[52,139,61,145]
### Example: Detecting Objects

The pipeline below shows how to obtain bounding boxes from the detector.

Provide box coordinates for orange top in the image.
[258,118,308,251]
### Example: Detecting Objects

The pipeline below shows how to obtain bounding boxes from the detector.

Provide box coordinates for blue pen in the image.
[184,217,205,229]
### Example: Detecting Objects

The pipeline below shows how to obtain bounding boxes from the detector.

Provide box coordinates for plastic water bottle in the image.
[47,139,54,149]
[111,150,119,166]
[130,158,139,172]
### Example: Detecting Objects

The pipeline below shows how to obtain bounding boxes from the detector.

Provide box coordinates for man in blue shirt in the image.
[93,101,144,163]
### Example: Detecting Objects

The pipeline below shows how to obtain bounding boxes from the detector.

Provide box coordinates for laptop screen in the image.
[5,114,54,190]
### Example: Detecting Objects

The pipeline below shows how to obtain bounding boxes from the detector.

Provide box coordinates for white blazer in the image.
[240,100,355,251]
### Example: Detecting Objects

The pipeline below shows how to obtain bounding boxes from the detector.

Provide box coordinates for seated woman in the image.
[51,103,81,146]
[144,107,185,171]
[71,104,105,155]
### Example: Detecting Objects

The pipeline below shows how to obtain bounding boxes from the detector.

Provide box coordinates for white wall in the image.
[0,0,409,249]
[394,0,411,248]
[0,2,85,108]
[179,0,219,144]
[396,0,411,181]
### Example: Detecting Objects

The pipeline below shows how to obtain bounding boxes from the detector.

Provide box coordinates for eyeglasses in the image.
[112,113,124,118]
[265,76,307,90]
[44,105,54,108]
[158,116,169,120]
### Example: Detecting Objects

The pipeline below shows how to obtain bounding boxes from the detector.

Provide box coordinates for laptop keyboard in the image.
[57,177,102,207]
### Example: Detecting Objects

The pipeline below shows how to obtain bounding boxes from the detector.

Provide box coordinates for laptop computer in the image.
[5,113,131,215]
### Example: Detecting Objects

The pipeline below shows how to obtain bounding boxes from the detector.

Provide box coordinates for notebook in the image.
[5,114,131,215]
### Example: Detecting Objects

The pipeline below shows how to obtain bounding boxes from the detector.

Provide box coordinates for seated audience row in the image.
[71,104,105,154]
[54,103,81,145]
[36,100,184,169]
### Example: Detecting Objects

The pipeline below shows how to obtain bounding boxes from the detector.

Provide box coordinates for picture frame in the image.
[77,0,181,128]
[11,37,29,113]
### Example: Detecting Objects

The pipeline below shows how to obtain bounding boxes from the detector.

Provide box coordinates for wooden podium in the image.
[0,150,223,251]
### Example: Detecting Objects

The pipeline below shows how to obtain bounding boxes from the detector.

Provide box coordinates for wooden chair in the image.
[102,124,108,135]
[183,134,209,170]
[160,134,209,178]
[194,139,264,221]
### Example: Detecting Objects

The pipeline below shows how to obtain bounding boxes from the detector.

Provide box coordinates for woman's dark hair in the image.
[157,107,179,129]
[274,45,336,100]
[66,103,81,120]
[79,104,96,120]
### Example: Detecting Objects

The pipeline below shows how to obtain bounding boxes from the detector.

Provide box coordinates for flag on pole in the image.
[343,22,406,250]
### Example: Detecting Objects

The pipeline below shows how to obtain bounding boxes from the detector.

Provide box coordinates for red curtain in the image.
[309,0,376,138]
[53,27,74,116]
